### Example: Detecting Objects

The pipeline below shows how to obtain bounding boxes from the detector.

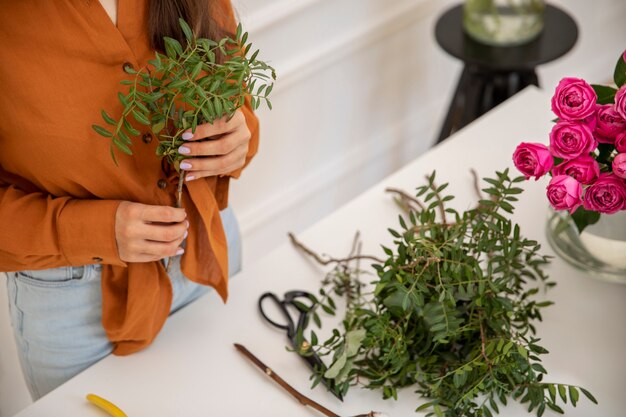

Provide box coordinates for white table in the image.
[14,88,626,417]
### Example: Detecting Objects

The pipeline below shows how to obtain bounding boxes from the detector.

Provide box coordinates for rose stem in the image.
[165,171,186,272]
[233,343,340,417]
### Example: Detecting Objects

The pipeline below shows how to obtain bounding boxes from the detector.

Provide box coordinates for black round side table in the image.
[434,4,578,143]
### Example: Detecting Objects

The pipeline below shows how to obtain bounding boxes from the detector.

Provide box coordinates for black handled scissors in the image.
[258,290,343,401]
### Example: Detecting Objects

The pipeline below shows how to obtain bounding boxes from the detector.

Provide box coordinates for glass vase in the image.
[546,209,626,284]
[463,0,546,46]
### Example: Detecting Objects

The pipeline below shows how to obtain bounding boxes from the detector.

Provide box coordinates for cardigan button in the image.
[92,256,103,262]
[142,133,153,144]
[157,179,168,189]
[122,62,134,73]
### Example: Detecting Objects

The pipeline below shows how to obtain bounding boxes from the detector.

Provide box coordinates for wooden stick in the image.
[234,343,341,417]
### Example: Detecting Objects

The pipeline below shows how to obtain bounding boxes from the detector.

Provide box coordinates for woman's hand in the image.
[115,201,189,263]
[177,109,251,181]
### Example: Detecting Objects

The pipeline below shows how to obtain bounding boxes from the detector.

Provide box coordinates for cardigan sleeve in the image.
[0,178,128,271]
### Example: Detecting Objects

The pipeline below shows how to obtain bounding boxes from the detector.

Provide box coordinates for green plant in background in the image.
[92,19,276,208]
[294,170,596,417]
[463,0,546,46]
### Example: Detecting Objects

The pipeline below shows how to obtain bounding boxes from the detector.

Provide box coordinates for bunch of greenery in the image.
[92,19,276,207]
[295,170,596,417]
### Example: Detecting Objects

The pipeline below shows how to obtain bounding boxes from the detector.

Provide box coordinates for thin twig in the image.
[288,233,385,265]
[470,168,483,201]
[385,187,425,211]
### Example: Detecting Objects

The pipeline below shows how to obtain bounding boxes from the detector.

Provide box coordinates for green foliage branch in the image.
[92,19,276,207]
[294,170,596,417]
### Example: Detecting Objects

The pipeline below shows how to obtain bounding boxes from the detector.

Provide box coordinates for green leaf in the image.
[591,84,617,105]
[92,124,113,138]
[101,110,116,125]
[109,143,119,166]
[569,386,579,407]
[324,350,348,379]
[179,18,193,43]
[558,384,567,404]
[570,206,601,233]
[123,119,141,136]
[132,109,150,125]
[345,329,366,356]
[113,137,132,155]
[152,121,165,135]
[614,51,626,87]
[190,61,203,79]
[580,388,598,404]
[163,37,179,59]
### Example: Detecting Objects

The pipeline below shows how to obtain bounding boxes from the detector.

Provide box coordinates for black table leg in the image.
[436,67,540,144]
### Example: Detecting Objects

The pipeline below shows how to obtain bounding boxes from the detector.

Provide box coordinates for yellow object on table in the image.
[86,394,128,417]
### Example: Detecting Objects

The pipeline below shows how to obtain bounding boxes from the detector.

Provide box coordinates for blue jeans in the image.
[5,206,241,400]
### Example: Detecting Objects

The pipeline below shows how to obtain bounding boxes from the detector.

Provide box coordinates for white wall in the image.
[2,0,626,415]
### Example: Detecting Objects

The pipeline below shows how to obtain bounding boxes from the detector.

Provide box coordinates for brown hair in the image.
[147,0,227,52]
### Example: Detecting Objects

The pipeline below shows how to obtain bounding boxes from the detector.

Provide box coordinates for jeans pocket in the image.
[15,265,91,288]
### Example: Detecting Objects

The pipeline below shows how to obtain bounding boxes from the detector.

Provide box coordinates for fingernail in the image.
[183,230,188,239]
[186,175,195,181]
[180,162,192,170]
[185,220,189,228]
[178,146,191,154]
[182,132,194,140]
[176,248,185,255]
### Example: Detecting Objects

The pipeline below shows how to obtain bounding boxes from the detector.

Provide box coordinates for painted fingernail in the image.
[176,248,185,255]
[183,230,188,239]
[180,162,192,169]
[178,146,191,154]
[182,132,194,140]
[186,175,195,181]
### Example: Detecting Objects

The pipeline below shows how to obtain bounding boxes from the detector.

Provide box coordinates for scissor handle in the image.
[258,292,293,332]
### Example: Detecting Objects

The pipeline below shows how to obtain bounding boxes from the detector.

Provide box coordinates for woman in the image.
[0,0,259,400]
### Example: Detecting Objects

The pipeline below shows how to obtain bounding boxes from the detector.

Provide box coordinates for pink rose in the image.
[583,173,626,214]
[614,85,626,120]
[547,175,583,214]
[549,121,597,159]
[552,156,600,185]
[512,142,554,180]
[594,104,626,143]
[616,132,626,153]
[551,77,598,121]
[613,154,626,179]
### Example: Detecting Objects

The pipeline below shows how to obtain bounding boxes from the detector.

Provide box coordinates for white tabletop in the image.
[15,87,626,417]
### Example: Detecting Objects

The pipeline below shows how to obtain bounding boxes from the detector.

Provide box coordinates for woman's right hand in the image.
[114,201,189,263]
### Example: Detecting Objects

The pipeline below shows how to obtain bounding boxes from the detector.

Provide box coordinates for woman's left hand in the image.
[177,109,251,181]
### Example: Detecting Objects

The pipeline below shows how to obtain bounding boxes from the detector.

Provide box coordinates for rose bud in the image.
[613,153,626,179]
[616,132,626,153]
[552,156,600,185]
[547,175,583,214]
[549,121,597,159]
[512,142,553,180]
[614,85,626,121]
[551,77,598,121]
[583,173,626,214]
[594,104,626,143]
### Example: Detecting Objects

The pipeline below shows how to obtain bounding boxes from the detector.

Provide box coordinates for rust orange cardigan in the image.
[0,0,259,355]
